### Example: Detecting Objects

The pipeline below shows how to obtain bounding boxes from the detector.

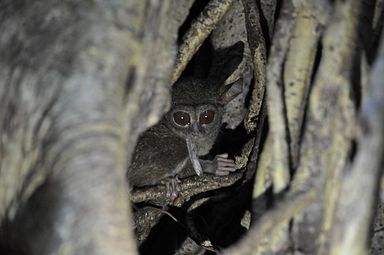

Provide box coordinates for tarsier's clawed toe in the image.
[162,177,182,199]
[215,153,236,176]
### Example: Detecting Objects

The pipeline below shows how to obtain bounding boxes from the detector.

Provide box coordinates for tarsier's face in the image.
[168,104,221,141]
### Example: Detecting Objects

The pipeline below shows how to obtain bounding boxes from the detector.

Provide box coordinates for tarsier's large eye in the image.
[199,110,215,124]
[173,111,191,126]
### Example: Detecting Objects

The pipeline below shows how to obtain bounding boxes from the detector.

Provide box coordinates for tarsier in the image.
[128,42,244,198]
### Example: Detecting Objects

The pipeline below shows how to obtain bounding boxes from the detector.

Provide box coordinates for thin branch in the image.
[241,0,267,133]
[172,0,236,83]
[283,0,327,168]
[265,0,295,194]
[131,172,243,205]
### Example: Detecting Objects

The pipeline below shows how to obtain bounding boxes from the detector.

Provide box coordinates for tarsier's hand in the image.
[214,153,236,176]
[161,177,181,199]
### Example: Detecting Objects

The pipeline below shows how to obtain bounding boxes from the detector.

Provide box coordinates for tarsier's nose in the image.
[191,122,200,138]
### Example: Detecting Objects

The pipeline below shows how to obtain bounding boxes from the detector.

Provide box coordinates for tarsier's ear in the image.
[219,78,243,105]
[208,41,244,85]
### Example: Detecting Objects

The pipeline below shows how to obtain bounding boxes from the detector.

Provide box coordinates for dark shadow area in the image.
[138,177,253,254]
[0,179,61,255]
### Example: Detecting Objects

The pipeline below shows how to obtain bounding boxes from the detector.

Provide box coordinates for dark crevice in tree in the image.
[207,123,253,159]
[350,45,363,109]
[272,0,283,38]
[181,38,215,79]
[139,208,188,255]
[138,177,251,254]
[256,0,272,53]
[280,47,295,178]
[361,0,384,64]
[293,40,323,177]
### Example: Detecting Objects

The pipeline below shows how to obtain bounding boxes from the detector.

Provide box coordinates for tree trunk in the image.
[0,0,383,254]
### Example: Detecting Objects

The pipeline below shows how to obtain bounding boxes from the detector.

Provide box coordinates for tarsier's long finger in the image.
[217,167,236,175]
[218,162,235,168]
[165,182,171,197]
[217,169,236,175]
[217,161,236,171]
[173,179,181,193]
[217,157,234,163]
[175,184,181,193]
[218,167,236,173]
[215,153,236,175]
[216,170,231,176]
[217,153,229,159]
[172,188,178,199]
[217,159,236,166]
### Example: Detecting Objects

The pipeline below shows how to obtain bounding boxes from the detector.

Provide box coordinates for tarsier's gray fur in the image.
[127,42,244,190]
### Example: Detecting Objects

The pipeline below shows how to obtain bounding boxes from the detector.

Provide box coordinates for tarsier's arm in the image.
[178,136,236,179]
[177,155,236,179]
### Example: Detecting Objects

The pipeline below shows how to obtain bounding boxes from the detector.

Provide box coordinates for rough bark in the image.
[1,0,383,254]
[0,0,176,254]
